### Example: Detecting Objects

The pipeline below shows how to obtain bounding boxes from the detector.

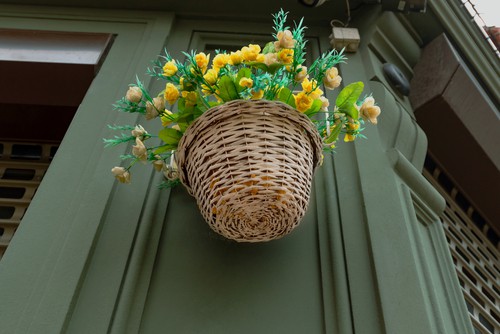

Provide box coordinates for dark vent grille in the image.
[0,141,58,259]
[424,155,499,334]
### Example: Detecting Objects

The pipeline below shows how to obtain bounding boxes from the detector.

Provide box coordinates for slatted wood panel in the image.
[0,141,58,259]
[424,156,500,334]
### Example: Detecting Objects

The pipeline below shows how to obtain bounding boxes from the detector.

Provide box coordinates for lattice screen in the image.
[0,141,58,259]
[424,156,499,334]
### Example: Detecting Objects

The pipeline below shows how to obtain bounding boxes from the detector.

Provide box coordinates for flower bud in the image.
[294,65,308,83]
[131,125,146,138]
[111,167,131,184]
[153,156,165,172]
[145,96,164,120]
[132,137,148,162]
[126,86,142,103]
[323,67,342,90]
[359,97,381,124]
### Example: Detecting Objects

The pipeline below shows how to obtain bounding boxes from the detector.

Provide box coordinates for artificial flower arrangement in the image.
[105,9,381,242]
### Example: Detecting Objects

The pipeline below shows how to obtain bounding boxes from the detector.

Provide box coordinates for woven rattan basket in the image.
[176,99,323,242]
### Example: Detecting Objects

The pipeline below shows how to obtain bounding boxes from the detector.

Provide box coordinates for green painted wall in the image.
[0,3,474,334]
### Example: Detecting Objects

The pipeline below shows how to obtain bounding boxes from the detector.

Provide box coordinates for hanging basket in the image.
[176,99,323,242]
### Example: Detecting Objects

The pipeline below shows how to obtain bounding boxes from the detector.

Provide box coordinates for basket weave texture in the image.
[176,99,323,242]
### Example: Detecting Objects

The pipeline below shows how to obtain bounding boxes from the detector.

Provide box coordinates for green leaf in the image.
[245,61,283,74]
[154,144,176,154]
[262,41,276,54]
[245,61,269,72]
[218,75,239,102]
[267,63,285,74]
[304,99,322,117]
[158,128,183,145]
[324,124,342,144]
[336,81,364,119]
[278,87,295,108]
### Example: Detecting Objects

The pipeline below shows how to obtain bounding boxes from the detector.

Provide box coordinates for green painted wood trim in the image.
[387,148,445,214]
[403,189,475,333]
[429,0,500,103]
[0,6,173,334]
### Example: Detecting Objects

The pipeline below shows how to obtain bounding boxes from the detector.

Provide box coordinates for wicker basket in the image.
[176,99,323,242]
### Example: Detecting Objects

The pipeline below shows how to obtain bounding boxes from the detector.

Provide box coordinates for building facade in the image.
[0,0,498,333]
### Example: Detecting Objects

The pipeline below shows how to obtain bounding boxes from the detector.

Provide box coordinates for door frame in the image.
[0,5,173,333]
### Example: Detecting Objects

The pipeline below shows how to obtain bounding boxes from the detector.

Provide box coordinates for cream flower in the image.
[132,137,148,162]
[145,96,164,120]
[153,155,165,172]
[264,53,279,66]
[294,65,308,83]
[323,67,342,90]
[164,83,180,105]
[274,30,296,50]
[111,167,131,184]
[359,97,381,124]
[125,86,142,103]
[319,96,330,111]
[131,125,147,138]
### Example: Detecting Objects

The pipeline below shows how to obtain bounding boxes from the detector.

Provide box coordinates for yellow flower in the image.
[161,109,174,127]
[251,89,264,100]
[212,53,231,71]
[294,91,313,112]
[256,53,265,63]
[323,67,342,90]
[294,65,308,83]
[172,124,181,131]
[359,97,381,124]
[301,78,323,99]
[111,167,131,184]
[239,77,253,88]
[201,84,212,96]
[183,91,198,107]
[241,44,261,61]
[203,68,218,85]
[277,48,294,64]
[162,60,177,77]
[132,137,148,162]
[194,52,210,73]
[344,119,360,142]
[164,83,180,105]
[274,29,296,50]
[125,86,142,103]
[229,51,243,65]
